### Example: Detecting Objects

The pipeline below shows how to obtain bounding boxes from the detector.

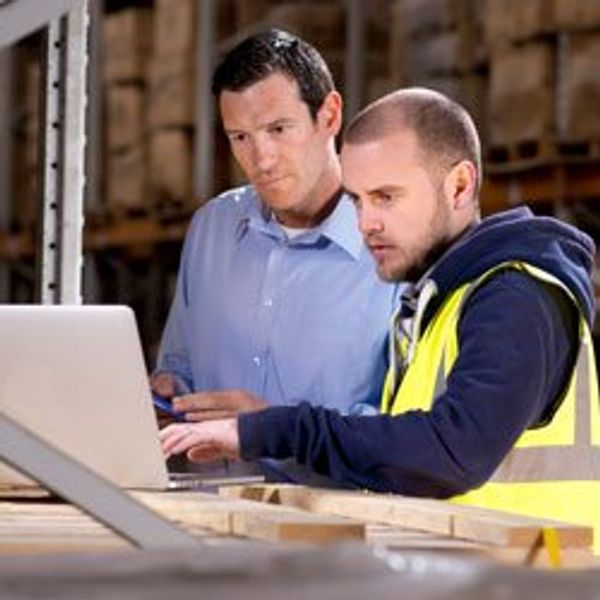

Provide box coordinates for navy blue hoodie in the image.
[239,207,597,496]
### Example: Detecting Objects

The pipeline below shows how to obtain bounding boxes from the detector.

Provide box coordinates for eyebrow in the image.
[224,118,296,136]
[367,185,405,197]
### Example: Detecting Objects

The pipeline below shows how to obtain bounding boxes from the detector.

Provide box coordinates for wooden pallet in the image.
[0,485,596,568]
[219,484,597,569]
[0,489,364,554]
[132,490,365,545]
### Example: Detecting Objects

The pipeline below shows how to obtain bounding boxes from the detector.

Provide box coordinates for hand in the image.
[172,389,267,422]
[159,419,240,463]
[149,372,179,428]
[150,371,178,398]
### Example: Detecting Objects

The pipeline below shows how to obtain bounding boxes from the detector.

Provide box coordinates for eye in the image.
[228,132,247,144]
[376,192,396,206]
[269,124,286,135]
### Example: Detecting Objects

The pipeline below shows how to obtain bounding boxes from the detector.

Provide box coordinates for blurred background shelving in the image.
[0,0,599,367]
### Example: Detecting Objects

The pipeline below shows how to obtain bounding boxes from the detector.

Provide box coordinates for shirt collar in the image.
[314,192,363,260]
[236,188,363,261]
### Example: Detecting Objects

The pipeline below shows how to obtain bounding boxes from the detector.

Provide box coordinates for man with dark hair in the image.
[152,30,395,479]
[160,88,600,549]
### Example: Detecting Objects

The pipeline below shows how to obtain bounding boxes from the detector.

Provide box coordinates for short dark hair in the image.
[345,88,482,196]
[211,28,335,121]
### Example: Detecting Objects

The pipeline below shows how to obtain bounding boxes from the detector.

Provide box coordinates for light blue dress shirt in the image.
[156,185,397,414]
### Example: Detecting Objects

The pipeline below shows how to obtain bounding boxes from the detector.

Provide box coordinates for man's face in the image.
[220,72,340,225]
[341,128,453,282]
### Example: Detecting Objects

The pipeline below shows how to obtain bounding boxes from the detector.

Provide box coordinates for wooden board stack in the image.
[0,484,595,569]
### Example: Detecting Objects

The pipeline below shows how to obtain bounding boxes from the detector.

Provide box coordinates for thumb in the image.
[150,372,177,397]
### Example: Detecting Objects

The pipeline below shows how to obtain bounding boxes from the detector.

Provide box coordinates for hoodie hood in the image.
[427,206,597,326]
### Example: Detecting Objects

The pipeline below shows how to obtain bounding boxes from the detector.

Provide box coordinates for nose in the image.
[252,136,277,174]
[357,203,384,237]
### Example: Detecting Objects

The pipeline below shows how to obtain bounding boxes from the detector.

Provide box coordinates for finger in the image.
[173,392,224,412]
[167,432,203,457]
[158,423,181,442]
[150,372,176,397]
[184,409,237,422]
[161,431,188,457]
[188,444,221,463]
[159,424,191,456]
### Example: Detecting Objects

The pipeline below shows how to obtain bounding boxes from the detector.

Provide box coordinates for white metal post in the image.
[40,19,63,303]
[40,0,88,304]
[59,0,88,304]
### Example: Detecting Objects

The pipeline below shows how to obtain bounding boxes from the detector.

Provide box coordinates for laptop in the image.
[0,305,169,490]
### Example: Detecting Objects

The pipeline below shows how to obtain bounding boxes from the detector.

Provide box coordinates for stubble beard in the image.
[382,193,453,283]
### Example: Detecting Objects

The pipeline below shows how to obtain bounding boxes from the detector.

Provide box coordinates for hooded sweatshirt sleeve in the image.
[238,270,580,496]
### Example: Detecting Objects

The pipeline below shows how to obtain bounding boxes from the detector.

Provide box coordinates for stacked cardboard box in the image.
[485,0,600,47]
[488,42,554,148]
[103,8,151,213]
[486,0,600,153]
[147,0,196,206]
[389,0,487,137]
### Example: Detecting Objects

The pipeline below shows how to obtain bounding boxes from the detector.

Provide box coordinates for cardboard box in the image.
[105,85,145,151]
[147,53,196,129]
[265,3,344,50]
[149,129,193,203]
[488,42,555,146]
[398,0,471,38]
[403,29,479,78]
[153,0,197,57]
[103,8,152,83]
[106,145,148,211]
[562,33,600,139]
[554,0,600,30]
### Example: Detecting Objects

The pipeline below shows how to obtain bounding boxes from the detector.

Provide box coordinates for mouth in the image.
[367,243,392,263]
[256,176,287,189]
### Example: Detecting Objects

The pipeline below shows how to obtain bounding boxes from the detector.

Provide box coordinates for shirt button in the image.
[264,299,273,307]
[253,356,261,366]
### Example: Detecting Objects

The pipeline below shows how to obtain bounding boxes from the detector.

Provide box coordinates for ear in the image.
[317,90,343,135]
[444,160,477,210]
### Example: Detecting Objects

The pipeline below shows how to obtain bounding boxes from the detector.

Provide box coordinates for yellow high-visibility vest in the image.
[382,262,600,553]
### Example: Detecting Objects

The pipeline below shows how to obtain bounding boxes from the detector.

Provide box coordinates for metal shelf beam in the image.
[0,0,80,47]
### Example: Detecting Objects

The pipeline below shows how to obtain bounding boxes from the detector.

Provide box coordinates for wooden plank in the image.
[231,511,363,544]
[0,500,128,554]
[220,485,592,549]
[132,490,365,544]
[450,503,592,548]
[0,486,51,500]
[132,491,236,534]
[221,484,453,536]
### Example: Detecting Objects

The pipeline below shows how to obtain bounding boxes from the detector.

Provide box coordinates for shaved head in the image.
[345,88,482,197]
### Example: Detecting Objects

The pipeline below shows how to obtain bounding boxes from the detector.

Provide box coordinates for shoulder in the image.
[458,268,579,360]
[465,268,577,324]
[189,185,258,229]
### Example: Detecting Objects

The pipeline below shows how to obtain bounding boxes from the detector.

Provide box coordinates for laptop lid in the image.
[0,305,169,490]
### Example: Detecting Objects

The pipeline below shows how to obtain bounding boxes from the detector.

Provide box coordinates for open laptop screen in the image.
[0,305,168,490]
